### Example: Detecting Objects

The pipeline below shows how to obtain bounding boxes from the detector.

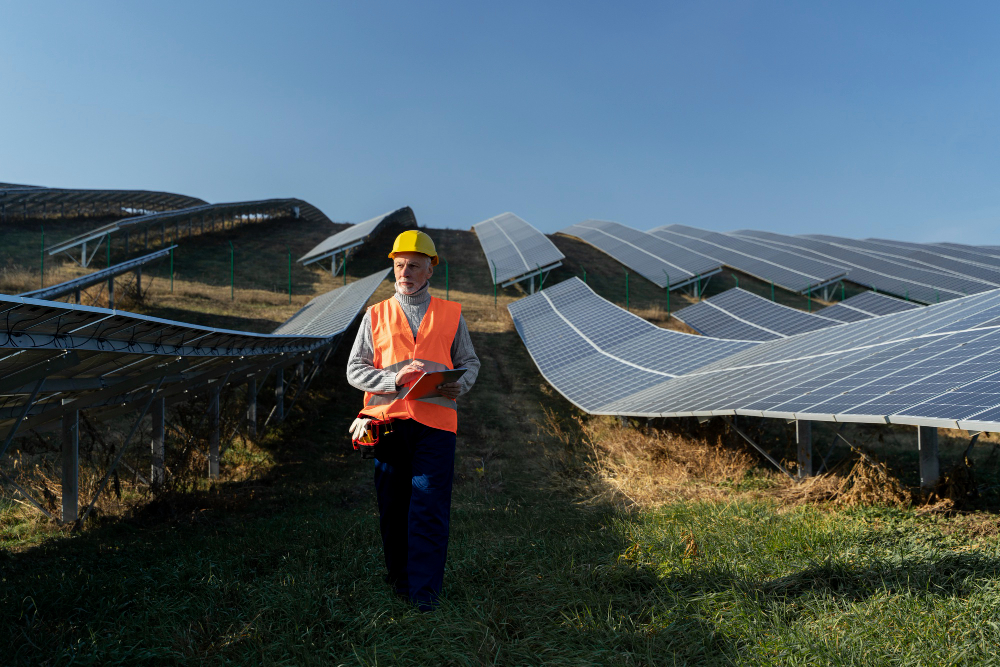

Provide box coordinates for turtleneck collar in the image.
[394,280,431,306]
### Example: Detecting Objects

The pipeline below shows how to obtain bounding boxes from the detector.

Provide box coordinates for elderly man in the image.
[346,229,479,610]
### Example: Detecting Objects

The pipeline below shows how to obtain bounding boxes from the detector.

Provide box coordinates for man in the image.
[346,229,479,610]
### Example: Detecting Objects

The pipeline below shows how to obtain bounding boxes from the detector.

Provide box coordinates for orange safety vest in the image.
[359,295,462,433]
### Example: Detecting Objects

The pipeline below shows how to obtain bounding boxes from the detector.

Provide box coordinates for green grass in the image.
[2,219,1000,664]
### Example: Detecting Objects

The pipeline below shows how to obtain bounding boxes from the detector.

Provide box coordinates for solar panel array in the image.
[473,213,565,286]
[673,288,841,341]
[48,199,335,265]
[506,278,757,413]
[1,186,207,222]
[511,278,1000,432]
[299,207,416,267]
[273,269,390,337]
[732,229,992,304]
[650,225,848,294]
[559,219,720,289]
[819,291,920,323]
[800,234,1000,289]
[1,271,385,443]
[18,247,176,302]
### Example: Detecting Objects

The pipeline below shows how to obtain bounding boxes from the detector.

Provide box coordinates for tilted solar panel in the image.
[299,207,416,266]
[472,213,564,286]
[651,225,848,294]
[598,289,1000,430]
[273,269,390,338]
[803,234,1000,286]
[819,291,920,323]
[18,247,176,302]
[47,198,337,264]
[673,288,840,341]
[558,220,720,289]
[732,230,992,303]
[507,278,758,413]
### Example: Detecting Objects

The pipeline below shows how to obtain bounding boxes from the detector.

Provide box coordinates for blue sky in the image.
[3,1,1000,243]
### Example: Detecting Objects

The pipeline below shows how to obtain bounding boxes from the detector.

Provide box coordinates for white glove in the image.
[349,417,372,442]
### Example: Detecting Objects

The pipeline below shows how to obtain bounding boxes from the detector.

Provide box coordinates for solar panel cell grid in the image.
[652,224,848,293]
[559,220,720,289]
[472,213,565,285]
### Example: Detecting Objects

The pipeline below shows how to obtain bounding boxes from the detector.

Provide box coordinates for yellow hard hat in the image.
[388,230,439,266]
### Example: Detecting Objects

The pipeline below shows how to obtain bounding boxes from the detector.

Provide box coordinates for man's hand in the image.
[395,361,426,387]
[437,381,461,400]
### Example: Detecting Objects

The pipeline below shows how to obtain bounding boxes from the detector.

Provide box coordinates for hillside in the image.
[2,218,1000,664]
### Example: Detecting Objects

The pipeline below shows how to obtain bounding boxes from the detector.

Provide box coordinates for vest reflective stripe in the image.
[360,296,462,432]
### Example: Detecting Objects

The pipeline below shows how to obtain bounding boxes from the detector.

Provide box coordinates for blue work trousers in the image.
[373,419,456,608]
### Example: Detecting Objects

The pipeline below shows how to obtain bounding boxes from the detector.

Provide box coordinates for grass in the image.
[2,218,1000,664]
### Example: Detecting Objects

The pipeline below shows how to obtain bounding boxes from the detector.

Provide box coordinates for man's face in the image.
[393,251,433,295]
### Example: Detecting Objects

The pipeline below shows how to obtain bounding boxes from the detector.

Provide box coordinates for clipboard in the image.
[400,368,468,401]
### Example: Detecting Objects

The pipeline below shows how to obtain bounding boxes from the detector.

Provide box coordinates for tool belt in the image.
[352,418,395,459]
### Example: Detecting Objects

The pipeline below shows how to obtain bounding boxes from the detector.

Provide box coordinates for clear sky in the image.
[3,2,1000,243]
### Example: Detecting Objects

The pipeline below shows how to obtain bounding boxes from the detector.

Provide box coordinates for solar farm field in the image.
[3,218,1000,664]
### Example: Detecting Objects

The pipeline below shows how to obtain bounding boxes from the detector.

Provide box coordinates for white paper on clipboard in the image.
[398,368,468,401]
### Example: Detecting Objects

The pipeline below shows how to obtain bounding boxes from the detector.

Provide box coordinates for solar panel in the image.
[47,199,336,267]
[0,187,206,223]
[558,220,720,289]
[650,225,848,294]
[273,269,390,337]
[507,278,757,413]
[732,230,992,304]
[595,289,1000,430]
[299,207,416,267]
[17,247,176,302]
[803,234,1000,286]
[673,288,841,341]
[819,291,920,323]
[472,213,565,286]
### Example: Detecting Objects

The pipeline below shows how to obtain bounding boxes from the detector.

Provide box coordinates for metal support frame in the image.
[918,425,940,488]
[61,409,79,523]
[499,261,562,289]
[246,379,257,439]
[150,395,165,486]
[275,367,285,422]
[209,384,221,478]
[723,416,795,480]
[796,420,812,478]
[77,376,165,528]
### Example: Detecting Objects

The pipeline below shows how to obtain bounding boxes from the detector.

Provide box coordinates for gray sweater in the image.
[346,281,480,397]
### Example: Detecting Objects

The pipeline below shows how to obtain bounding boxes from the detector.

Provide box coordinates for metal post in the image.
[40,226,44,289]
[796,420,812,478]
[625,271,629,311]
[583,269,587,284]
[807,287,811,312]
[136,267,142,300]
[771,281,775,301]
[343,254,347,286]
[841,281,845,301]
[229,241,235,300]
[732,273,739,288]
[247,379,257,438]
[106,232,111,268]
[275,368,285,421]
[529,274,534,294]
[492,261,497,307]
[74,289,81,304]
[209,385,220,478]
[150,396,165,486]
[918,426,940,488]
[170,247,174,292]
[287,247,292,304]
[108,274,114,309]
[61,410,79,524]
